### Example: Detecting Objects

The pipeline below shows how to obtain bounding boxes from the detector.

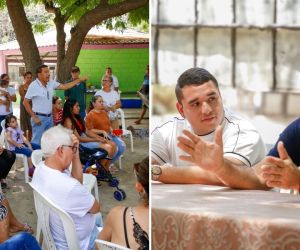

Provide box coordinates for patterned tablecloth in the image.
[152,183,300,250]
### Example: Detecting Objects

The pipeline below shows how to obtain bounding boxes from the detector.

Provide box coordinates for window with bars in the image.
[152,0,300,92]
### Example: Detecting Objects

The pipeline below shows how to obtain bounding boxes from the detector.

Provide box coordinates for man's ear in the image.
[176,102,185,118]
[57,146,64,157]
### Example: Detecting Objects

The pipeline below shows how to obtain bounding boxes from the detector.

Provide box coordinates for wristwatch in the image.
[151,165,162,181]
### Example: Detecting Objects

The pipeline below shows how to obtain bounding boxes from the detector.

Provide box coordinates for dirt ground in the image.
[2,108,149,237]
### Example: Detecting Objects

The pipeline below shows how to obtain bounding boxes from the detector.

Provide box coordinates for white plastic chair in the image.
[0,120,30,183]
[31,149,100,244]
[95,239,131,250]
[116,108,133,152]
[31,149,44,167]
[29,182,81,250]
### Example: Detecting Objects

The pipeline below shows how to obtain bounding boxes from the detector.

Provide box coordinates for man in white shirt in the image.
[23,64,88,145]
[31,126,101,250]
[151,67,266,189]
[102,67,119,92]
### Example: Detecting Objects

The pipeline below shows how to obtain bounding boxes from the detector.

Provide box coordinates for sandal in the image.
[23,223,34,234]
[10,223,34,236]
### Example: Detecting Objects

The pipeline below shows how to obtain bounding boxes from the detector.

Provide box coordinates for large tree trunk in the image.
[6,0,42,77]
[54,12,67,82]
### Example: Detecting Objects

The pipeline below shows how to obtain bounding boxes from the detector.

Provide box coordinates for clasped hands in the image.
[258,141,300,190]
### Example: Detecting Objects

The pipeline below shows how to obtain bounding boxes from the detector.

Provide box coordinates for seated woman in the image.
[99,157,149,249]
[86,95,126,168]
[62,98,116,171]
[52,96,63,126]
[0,193,40,249]
[94,75,121,129]
[0,145,15,189]
[5,115,40,176]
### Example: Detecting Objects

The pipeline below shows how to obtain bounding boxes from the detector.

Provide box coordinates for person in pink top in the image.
[4,115,40,175]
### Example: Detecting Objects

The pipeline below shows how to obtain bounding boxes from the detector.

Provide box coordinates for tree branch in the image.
[99,0,109,7]
[76,0,148,33]
[43,0,55,14]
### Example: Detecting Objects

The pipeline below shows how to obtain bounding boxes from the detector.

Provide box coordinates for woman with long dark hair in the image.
[61,98,116,171]
[86,95,126,167]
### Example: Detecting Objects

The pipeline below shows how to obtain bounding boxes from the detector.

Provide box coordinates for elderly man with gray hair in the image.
[31,125,101,250]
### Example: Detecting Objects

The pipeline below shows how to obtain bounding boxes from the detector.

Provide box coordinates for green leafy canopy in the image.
[0,0,148,35]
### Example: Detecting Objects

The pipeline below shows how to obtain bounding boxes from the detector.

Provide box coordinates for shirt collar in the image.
[36,78,48,88]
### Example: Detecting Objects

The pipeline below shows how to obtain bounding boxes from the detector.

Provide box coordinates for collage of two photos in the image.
[1,0,300,249]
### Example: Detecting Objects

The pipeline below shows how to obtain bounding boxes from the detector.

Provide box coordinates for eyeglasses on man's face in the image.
[61,145,78,153]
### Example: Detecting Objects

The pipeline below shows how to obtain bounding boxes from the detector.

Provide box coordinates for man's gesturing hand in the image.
[177,125,224,172]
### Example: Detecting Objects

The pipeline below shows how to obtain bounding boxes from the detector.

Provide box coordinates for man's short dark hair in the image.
[24,71,32,77]
[36,65,48,75]
[175,68,219,104]
[71,66,80,73]
[0,73,8,80]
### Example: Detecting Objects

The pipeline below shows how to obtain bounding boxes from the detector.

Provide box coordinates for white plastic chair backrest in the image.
[31,150,44,167]
[1,119,8,148]
[116,108,126,131]
[0,119,5,132]
[29,183,81,250]
[95,239,131,250]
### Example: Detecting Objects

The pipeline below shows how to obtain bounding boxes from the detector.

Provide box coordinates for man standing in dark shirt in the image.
[65,66,87,120]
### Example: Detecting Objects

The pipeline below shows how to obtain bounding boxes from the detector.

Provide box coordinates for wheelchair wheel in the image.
[120,189,126,199]
[109,178,119,187]
[114,189,126,201]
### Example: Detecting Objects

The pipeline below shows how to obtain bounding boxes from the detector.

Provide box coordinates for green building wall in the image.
[55,46,148,103]
[76,47,149,93]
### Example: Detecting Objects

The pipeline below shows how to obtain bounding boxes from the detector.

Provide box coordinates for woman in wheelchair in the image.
[61,98,116,172]
[85,95,126,165]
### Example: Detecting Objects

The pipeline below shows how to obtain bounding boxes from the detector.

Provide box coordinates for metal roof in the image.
[0,25,148,50]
